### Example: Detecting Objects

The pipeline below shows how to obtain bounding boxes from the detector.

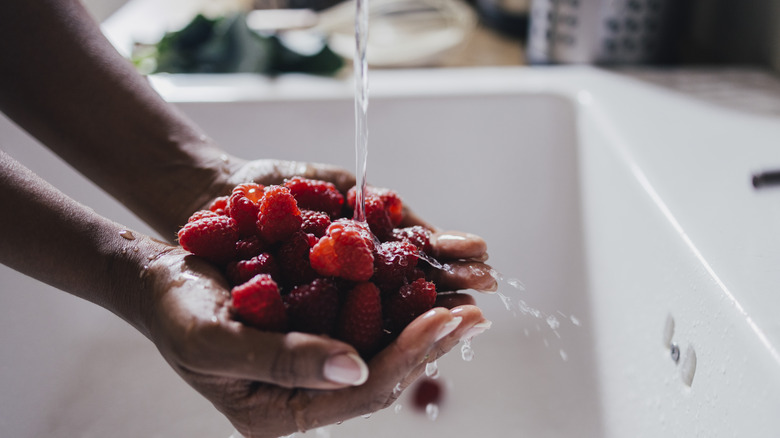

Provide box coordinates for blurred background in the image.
[84,0,780,69]
[88,0,780,115]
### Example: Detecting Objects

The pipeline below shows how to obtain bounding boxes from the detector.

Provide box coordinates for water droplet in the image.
[119,230,135,240]
[506,278,525,290]
[461,339,474,361]
[570,315,581,326]
[425,403,439,421]
[219,153,229,163]
[497,292,513,311]
[560,349,569,361]
[546,315,560,330]
[336,421,343,426]
[211,315,218,323]
[362,412,373,419]
[132,246,139,252]
[394,404,403,414]
[425,360,439,379]
[681,345,697,387]
[393,382,402,394]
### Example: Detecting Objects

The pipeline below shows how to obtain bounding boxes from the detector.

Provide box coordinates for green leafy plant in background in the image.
[132,13,343,76]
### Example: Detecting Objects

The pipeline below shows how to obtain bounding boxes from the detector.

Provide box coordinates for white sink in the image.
[2,65,780,437]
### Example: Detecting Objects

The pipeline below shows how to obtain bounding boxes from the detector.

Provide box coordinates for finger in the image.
[190,322,369,390]
[399,208,438,231]
[435,291,476,308]
[431,231,488,261]
[427,261,498,292]
[389,305,488,394]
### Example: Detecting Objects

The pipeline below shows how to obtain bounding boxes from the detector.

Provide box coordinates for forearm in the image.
[0,150,161,336]
[0,0,239,239]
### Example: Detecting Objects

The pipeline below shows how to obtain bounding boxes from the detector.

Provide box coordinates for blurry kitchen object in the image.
[474,0,530,39]
[252,0,345,11]
[317,0,477,67]
[131,12,343,75]
[526,0,687,65]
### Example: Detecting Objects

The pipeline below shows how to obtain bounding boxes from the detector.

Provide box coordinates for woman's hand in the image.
[139,240,487,438]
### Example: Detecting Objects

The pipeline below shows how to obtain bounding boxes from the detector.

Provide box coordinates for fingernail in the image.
[461,320,492,341]
[435,316,463,342]
[324,352,368,386]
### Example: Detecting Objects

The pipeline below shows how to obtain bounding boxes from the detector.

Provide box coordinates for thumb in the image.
[189,325,369,390]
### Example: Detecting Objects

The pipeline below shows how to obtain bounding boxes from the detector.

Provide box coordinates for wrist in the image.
[105,230,176,339]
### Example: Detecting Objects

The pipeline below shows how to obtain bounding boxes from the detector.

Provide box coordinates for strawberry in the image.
[284,176,344,219]
[337,282,383,357]
[177,215,238,264]
[284,278,340,335]
[383,278,437,333]
[310,219,375,282]
[230,274,287,332]
[256,185,302,243]
[226,253,280,286]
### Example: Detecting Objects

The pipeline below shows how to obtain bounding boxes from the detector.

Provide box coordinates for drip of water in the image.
[425,403,440,421]
[425,360,440,379]
[461,339,474,361]
[417,251,454,273]
[352,0,370,222]
[394,404,403,414]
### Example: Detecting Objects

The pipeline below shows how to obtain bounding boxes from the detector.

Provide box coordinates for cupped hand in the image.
[139,240,488,438]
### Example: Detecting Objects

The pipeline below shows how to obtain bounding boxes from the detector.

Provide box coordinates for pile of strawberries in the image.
[177,177,438,357]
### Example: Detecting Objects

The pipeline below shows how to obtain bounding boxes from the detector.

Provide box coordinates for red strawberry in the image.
[187,210,218,223]
[284,176,344,219]
[383,278,437,333]
[177,215,238,264]
[228,191,260,237]
[348,186,404,227]
[284,278,340,335]
[300,209,331,238]
[337,282,383,357]
[230,274,287,332]
[257,185,302,243]
[310,219,375,282]
[277,231,319,287]
[208,196,230,215]
[372,240,420,294]
[392,226,433,255]
[226,253,280,286]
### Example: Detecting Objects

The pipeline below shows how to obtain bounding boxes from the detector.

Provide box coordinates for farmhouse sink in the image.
[1,63,780,437]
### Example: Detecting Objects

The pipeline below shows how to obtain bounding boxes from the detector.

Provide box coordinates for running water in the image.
[352,0,370,222]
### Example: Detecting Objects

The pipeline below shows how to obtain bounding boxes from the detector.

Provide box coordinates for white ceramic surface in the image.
[2,55,780,437]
